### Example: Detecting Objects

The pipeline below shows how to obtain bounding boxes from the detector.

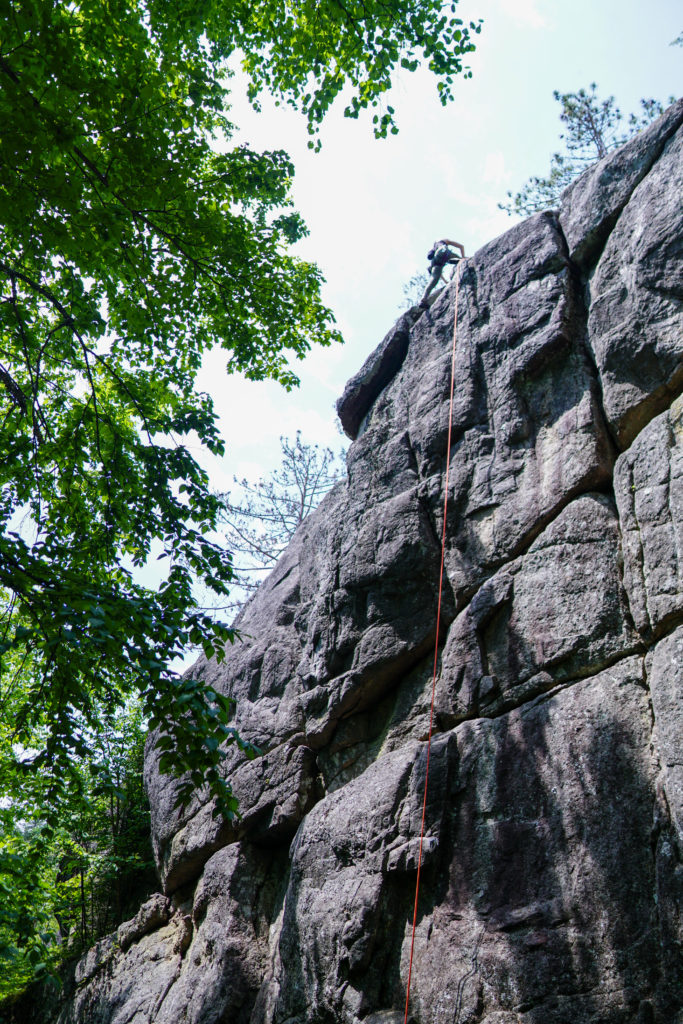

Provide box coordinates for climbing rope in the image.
[403,258,464,1024]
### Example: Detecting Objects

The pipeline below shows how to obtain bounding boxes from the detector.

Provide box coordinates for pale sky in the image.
[195,0,682,490]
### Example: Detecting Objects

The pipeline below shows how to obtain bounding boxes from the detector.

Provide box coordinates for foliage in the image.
[400,270,430,310]
[215,433,344,612]
[500,85,672,217]
[232,0,482,146]
[0,702,155,1003]
[0,0,482,821]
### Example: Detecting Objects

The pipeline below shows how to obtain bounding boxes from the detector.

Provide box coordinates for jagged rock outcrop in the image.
[33,100,683,1024]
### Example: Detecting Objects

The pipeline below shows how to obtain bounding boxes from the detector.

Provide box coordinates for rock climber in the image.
[419,238,465,308]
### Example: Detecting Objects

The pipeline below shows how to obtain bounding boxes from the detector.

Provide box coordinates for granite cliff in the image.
[22,99,683,1024]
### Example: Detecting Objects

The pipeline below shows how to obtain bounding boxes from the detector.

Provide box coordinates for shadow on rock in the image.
[405,656,682,1023]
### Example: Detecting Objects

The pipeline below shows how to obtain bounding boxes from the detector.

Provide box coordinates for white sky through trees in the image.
[197,0,681,492]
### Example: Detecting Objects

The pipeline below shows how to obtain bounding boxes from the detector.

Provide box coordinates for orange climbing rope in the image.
[403,258,464,1024]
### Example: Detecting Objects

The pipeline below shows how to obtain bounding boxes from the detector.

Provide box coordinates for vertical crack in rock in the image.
[554,209,621,458]
[614,394,683,642]
[437,494,644,729]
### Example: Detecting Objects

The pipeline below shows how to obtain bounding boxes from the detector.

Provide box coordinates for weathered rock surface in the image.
[614,391,683,636]
[559,96,683,269]
[337,308,421,439]
[436,493,640,724]
[33,103,683,1024]
[585,105,683,447]
[117,893,171,952]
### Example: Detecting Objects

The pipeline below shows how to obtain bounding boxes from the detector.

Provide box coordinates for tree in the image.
[0,701,155,1002]
[0,1,482,820]
[400,270,430,310]
[500,85,671,217]
[215,433,344,612]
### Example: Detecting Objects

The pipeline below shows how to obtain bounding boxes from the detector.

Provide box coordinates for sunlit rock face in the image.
[47,99,683,1024]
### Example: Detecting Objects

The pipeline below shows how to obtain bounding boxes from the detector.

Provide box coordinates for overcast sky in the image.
[195,0,682,490]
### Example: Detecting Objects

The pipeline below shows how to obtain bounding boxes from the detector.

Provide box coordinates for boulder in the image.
[337,309,421,439]
[436,493,640,725]
[117,893,171,952]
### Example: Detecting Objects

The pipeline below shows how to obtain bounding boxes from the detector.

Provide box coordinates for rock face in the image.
[45,101,683,1024]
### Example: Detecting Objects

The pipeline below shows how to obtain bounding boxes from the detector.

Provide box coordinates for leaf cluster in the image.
[0,0,346,821]
[0,703,155,1003]
[203,0,482,146]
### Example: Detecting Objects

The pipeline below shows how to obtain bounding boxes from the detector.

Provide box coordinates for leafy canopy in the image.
[0,1,481,820]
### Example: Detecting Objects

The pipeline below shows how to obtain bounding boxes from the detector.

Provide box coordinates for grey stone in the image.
[260,662,670,1024]
[149,467,446,890]
[646,625,683,842]
[66,916,188,1023]
[559,97,683,269]
[436,493,640,725]
[147,210,622,893]
[614,393,683,634]
[150,845,281,1024]
[366,211,614,599]
[402,661,664,1024]
[586,119,683,448]
[337,308,421,439]
[117,893,170,952]
[73,933,118,987]
[646,627,683,1008]
[145,527,317,883]
[267,736,456,1024]
[160,741,317,892]
[57,846,282,1024]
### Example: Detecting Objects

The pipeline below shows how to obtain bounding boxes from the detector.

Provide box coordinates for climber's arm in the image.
[440,239,465,258]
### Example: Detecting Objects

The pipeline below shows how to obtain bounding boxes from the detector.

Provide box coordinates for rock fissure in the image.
[495,647,643,707]
[560,255,621,457]
[150,970,181,1023]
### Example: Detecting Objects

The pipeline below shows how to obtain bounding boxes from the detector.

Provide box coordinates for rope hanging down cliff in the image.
[404,254,465,1024]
